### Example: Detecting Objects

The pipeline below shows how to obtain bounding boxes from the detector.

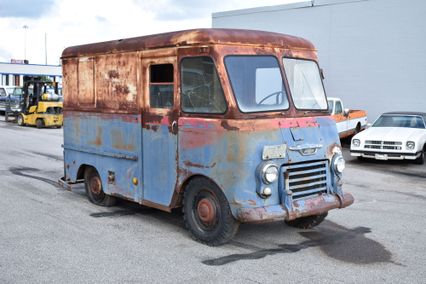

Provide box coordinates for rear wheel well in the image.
[77,164,93,180]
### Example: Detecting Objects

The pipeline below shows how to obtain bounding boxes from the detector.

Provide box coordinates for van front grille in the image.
[283,160,328,199]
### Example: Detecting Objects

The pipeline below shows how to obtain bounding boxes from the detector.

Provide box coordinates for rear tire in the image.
[183,177,239,246]
[36,118,44,129]
[84,167,117,207]
[285,213,328,229]
[17,114,25,126]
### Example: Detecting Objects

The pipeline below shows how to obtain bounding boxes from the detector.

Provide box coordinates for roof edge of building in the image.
[212,0,369,19]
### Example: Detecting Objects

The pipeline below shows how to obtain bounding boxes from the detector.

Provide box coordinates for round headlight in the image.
[333,155,345,174]
[406,141,415,150]
[262,164,279,184]
[352,139,360,147]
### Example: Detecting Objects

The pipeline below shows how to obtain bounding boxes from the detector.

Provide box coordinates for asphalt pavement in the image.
[0,118,425,283]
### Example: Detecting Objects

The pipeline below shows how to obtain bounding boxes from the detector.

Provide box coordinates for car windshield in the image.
[283,58,327,110]
[6,87,23,97]
[327,100,333,114]
[225,55,289,113]
[373,115,426,129]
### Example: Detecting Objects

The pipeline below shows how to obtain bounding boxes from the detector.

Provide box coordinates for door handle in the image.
[171,120,178,134]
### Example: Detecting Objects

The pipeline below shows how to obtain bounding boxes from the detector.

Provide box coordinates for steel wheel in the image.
[183,177,239,246]
[84,167,116,206]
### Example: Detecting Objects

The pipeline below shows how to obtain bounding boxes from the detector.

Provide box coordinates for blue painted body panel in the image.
[177,116,343,219]
[63,112,143,201]
[142,122,177,206]
[64,110,346,221]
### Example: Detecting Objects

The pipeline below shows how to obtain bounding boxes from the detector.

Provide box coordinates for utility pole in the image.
[23,25,29,61]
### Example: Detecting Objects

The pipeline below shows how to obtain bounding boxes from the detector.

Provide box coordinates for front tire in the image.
[183,177,239,246]
[414,147,425,165]
[17,114,25,126]
[84,167,117,206]
[285,213,328,229]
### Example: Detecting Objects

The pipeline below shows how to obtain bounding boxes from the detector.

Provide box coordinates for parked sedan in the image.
[350,112,426,164]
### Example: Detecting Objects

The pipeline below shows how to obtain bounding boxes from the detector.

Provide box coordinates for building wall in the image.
[0,62,62,87]
[212,0,426,121]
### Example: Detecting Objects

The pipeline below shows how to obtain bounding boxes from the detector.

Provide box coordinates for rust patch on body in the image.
[108,70,119,79]
[183,161,216,169]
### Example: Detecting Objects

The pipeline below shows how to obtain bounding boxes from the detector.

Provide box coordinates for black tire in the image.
[17,114,25,126]
[355,123,361,134]
[285,213,328,229]
[36,118,44,129]
[183,177,239,246]
[414,147,425,165]
[84,167,116,207]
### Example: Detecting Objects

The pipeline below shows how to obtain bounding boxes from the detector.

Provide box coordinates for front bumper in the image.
[350,150,421,160]
[237,192,354,223]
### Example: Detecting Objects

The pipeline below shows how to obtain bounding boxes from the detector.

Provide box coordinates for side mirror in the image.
[343,108,349,116]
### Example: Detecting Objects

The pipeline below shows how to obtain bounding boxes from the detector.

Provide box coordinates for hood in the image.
[355,127,425,142]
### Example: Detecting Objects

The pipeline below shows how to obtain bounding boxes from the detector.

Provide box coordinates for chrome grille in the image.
[284,160,328,199]
[364,140,402,150]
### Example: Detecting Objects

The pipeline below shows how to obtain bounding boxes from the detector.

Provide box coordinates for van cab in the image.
[61,29,354,245]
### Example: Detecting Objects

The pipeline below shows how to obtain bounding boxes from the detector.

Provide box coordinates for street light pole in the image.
[45,32,47,65]
[23,25,29,61]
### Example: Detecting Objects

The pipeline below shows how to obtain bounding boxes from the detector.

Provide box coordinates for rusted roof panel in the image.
[61,28,315,58]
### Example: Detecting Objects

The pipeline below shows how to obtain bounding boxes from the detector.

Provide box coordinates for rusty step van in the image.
[60,29,354,246]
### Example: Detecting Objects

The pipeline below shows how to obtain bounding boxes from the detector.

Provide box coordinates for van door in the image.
[141,57,178,207]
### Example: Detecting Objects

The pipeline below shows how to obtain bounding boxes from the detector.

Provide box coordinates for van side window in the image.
[0,88,6,97]
[181,57,226,113]
[335,101,343,114]
[150,64,174,109]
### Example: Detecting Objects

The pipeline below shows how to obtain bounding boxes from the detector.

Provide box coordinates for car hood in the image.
[355,127,425,141]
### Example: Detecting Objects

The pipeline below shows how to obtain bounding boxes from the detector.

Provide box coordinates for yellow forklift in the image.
[17,77,63,128]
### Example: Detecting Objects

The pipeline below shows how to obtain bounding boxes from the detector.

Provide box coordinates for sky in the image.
[0,0,302,65]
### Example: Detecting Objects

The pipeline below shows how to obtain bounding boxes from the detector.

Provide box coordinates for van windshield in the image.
[225,56,289,113]
[283,58,327,110]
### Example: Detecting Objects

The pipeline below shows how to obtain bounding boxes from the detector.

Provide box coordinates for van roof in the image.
[61,28,315,58]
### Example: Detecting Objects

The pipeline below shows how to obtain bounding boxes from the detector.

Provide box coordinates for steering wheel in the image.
[258,91,284,105]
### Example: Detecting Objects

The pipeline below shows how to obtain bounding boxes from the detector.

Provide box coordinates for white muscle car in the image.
[350,112,426,164]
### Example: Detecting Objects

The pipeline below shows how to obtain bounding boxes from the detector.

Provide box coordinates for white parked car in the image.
[350,112,426,164]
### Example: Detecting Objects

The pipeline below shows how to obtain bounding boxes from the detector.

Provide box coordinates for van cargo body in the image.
[61,29,354,245]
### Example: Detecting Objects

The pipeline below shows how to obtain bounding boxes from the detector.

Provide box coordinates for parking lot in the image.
[0,117,425,283]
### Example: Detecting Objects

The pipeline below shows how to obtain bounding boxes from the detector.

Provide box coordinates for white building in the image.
[213,0,426,120]
[0,62,62,87]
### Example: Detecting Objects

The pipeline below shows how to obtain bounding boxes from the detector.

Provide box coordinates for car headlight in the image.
[352,139,360,147]
[262,164,279,184]
[333,155,345,174]
[406,141,415,150]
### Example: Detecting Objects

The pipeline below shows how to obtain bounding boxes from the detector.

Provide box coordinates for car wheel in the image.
[84,167,117,206]
[17,115,25,126]
[36,118,44,129]
[355,123,361,134]
[414,147,425,165]
[183,177,239,246]
[285,213,328,229]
